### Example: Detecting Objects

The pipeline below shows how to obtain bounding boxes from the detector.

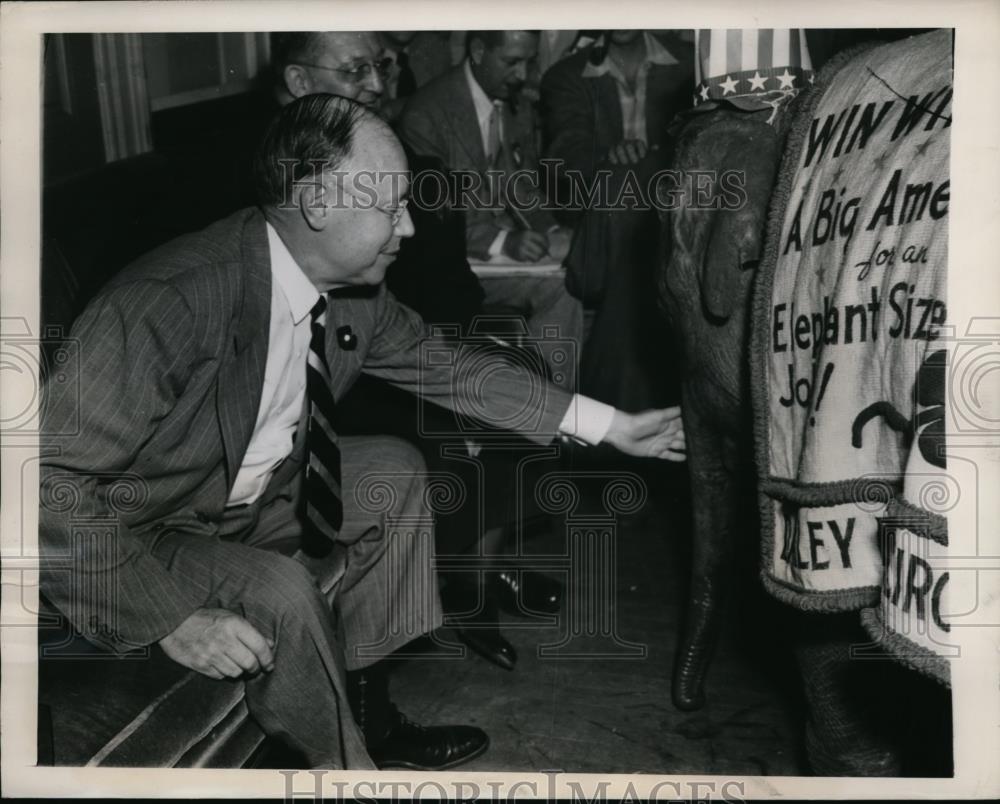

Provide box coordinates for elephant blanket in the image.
[751,29,952,682]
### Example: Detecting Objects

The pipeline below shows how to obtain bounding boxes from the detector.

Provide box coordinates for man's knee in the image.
[345,434,429,512]
[360,435,426,475]
[247,553,330,627]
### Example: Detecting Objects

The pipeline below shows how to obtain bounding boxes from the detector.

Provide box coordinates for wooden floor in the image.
[388,454,807,775]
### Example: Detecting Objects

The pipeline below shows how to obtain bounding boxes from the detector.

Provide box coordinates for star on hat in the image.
[719,75,739,95]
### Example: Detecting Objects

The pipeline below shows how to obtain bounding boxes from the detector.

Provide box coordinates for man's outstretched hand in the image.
[160,607,275,680]
[604,407,687,461]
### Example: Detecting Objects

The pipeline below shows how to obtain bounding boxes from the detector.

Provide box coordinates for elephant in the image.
[656,29,953,776]
[656,97,912,773]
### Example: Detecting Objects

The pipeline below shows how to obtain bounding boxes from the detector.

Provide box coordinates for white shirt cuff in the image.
[558,394,616,446]
[488,230,509,257]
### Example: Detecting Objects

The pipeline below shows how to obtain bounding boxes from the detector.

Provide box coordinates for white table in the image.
[468,257,564,278]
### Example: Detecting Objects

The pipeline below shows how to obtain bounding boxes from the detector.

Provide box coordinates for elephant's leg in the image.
[793,612,903,776]
[671,391,740,711]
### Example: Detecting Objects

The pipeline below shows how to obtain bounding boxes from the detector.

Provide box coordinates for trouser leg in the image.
[336,435,443,669]
[239,433,443,670]
[148,533,373,769]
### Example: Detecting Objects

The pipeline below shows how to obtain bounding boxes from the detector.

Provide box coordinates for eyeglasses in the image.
[295,57,394,84]
[373,198,409,227]
[338,185,410,226]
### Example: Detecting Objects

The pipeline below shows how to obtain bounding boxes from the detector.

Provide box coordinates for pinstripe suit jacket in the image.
[40,207,572,653]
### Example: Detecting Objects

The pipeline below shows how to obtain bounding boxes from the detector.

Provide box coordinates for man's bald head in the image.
[254,94,413,290]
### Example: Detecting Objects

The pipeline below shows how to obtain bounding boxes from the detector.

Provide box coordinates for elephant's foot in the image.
[794,613,903,776]
[671,576,723,711]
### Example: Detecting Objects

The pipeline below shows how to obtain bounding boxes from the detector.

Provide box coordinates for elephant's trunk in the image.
[658,107,788,711]
[672,573,723,710]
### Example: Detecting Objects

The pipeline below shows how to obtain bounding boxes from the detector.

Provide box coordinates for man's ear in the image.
[297,177,329,232]
[283,64,312,99]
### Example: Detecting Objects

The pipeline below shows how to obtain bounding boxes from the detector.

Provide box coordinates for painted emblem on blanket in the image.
[852,348,947,470]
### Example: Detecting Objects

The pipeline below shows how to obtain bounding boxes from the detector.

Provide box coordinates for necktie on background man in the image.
[486,99,530,228]
[486,99,504,167]
[301,294,343,558]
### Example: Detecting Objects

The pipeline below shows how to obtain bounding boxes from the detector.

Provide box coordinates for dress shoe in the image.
[441,571,518,671]
[368,706,490,770]
[492,570,562,615]
[455,624,517,671]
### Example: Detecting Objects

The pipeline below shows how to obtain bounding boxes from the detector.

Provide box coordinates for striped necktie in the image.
[301,294,343,558]
[487,99,504,167]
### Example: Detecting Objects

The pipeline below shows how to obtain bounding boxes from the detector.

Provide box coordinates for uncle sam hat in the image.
[693,29,814,112]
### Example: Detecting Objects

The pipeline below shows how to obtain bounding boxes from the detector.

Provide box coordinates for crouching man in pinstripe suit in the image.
[39,95,686,770]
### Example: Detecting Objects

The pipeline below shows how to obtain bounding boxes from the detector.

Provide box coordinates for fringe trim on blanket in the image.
[759,474,903,507]
[859,607,951,686]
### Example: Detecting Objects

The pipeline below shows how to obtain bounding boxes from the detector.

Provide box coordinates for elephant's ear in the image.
[699,124,782,321]
[700,206,749,321]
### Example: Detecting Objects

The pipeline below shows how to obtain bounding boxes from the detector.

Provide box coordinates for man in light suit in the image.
[397,31,583,391]
[40,96,686,769]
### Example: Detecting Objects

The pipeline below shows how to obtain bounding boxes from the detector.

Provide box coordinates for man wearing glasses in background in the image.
[273,31,392,108]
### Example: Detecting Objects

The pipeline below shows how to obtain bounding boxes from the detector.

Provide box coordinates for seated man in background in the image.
[539,30,694,412]
[541,29,693,201]
[273,30,390,108]
[39,96,687,771]
[398,30,583,392]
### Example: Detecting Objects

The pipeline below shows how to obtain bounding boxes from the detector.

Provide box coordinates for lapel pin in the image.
[336,325,358,351]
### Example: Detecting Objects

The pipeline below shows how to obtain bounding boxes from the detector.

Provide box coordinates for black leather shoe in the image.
[493,570,562,615]
[368,708,490,770]
[455,625,517,671]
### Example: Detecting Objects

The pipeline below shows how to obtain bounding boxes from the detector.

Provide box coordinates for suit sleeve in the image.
[358,288,572,444]
[39,281,206,653]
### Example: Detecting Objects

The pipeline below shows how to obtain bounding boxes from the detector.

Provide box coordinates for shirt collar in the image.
[464,58,497,125]
[581,32,679,79]
[266,221,321,324]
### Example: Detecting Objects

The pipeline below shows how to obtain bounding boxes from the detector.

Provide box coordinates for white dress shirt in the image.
[227,223,615,506]
[227,224,320,506]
